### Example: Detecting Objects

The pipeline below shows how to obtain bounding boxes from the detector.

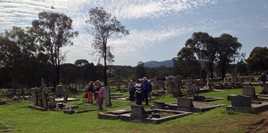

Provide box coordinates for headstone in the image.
[153,102,166,109]
[177,97,193,111]
[48,96,56,109]
[263,84,268,94]
[172,81,182,97]
[231,69,238,83]
[131,105,146,120]
[166,80,174,94]
[56,85,64,97]
[188,83,197,96]
[227,95,251,107]
[242,84,256,98]
[41,90,48,108]
[31,88,38,106]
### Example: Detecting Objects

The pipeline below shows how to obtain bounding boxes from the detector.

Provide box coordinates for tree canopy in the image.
[247,47,268,73]
[86,7,129,86]
[174,32,242,80]
[31,11,78,87]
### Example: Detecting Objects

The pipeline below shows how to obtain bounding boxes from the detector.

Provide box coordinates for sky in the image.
[0,0,268,66]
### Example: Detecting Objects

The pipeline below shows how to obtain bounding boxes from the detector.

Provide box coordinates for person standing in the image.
[135,79,143,105]
[87,81,94,104]
[94,80,101,104]
[261,71,267,86]
[128,80,135,101]
[97,85,105,111]
[142,77,151,105]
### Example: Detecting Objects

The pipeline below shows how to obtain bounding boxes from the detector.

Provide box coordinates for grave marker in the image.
[131,105,145,120]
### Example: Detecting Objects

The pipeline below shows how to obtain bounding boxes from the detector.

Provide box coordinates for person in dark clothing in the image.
[128,80,135,101]
[142,77,152,105]
[135,79,143,105]
[261,71,267,86]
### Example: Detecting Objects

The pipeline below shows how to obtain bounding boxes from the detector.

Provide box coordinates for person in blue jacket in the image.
[142,77,152,105]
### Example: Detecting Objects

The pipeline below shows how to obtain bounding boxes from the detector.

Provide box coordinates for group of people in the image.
[85,80,105,110]
[128,77,152,105]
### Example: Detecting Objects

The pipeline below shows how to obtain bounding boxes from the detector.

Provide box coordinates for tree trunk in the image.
[208,62,214,80]
[56,64,60,86]
[221,63,226,80]
[103,41,112,107]
[56,41,60,86]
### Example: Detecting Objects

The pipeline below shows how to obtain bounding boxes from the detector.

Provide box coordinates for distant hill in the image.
[143,60,173,68]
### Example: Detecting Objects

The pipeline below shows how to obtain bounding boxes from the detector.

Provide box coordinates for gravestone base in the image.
[64,109,75,114]
[28,105,47,111]
[98,106,192,124]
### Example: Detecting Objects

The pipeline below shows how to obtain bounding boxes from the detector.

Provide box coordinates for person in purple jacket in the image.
[97,84,105,111]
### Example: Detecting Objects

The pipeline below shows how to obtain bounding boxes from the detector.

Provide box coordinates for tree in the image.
[185,32,217,80]
[0,37,20,68]
[60,63,80,84]
[31,11,78,88]
[173,47,201,78]
[0,36,21,88]
[236,60,248,76]
[247,47,268,73]
[86,7,129,87]
[215,34,242,79]
[136,62,147,79]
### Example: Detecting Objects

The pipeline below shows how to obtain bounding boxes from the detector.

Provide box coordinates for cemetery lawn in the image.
[0,87,267,133]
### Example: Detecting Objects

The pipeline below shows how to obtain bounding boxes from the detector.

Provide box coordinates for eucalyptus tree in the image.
[173,47,201,78]
[0,36,20,88]
[185,32,217,80]
[215,34,242,79]
[247,47,268,73]
[86,7,129,86]
[31,11,78,87]
[136,62,146,79]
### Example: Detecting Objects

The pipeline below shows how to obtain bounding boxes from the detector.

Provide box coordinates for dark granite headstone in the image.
[131,105,145,120]
[153,102,166,109]
[177,97,193,108]
[227,95,251,107]
[177,97,194,111]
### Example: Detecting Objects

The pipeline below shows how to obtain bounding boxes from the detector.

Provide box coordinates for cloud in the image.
[107,27,192,63]
[61,27,192,65]
[0,0,217,31]
[0,0,217,65]
[260,22,268,29]
[95,0,217,19]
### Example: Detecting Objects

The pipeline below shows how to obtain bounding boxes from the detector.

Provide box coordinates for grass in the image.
[0,87,266,133]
